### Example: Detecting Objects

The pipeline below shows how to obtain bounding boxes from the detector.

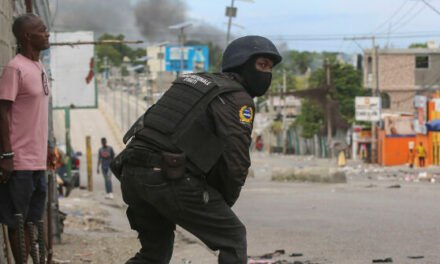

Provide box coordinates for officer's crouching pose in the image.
[111,36,282,264]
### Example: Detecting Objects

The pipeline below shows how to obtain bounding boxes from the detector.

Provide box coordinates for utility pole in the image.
[169,22,192,76]
[120,72,124,132]
[226,0,236,45]
[371,37,379,164]
[282,69,288,154]
[225,0,253,45]
[325,59,333,158]
[179,28,186,74]
[159,47,164,94]
[343,35,381,164]
[127,87,130,130]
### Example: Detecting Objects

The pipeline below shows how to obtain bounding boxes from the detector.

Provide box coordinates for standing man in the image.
[97,137,115,199]
[408,147,415,169]
[416,142,427,167]
[0,14,51,262]
[111,36,282,264]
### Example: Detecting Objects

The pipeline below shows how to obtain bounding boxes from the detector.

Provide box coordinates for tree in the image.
[95,33,146,72]
[294,62,364,137]
[269,62,297,93]
[409,42,428,48]
[293,99,323,138]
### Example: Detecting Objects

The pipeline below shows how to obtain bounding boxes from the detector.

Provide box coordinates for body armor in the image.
[124,72,245,174]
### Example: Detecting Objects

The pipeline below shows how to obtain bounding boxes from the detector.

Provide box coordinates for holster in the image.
[110,150,125,181]
[162,152,186,180]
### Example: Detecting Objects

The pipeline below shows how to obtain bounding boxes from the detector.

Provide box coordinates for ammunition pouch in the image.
[161,152,186,180]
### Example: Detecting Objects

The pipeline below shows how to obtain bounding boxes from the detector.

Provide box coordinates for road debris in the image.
[372,257,393,263]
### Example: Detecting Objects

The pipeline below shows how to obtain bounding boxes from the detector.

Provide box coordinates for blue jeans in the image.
[102,167,113,194]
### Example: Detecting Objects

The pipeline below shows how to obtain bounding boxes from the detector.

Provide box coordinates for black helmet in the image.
[222,35,282,72]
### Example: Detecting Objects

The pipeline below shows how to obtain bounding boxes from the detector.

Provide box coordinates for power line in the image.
[420,0,440,16]
[392,3,426,32]
[369,0,410,34]
[385,0,421,33]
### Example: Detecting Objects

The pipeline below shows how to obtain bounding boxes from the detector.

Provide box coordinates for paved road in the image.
[54,93,440,264]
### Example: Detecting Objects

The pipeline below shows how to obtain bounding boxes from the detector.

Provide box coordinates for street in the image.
[52,106,440,264]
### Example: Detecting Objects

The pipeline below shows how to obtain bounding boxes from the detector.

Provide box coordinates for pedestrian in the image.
[256,135,264,151]
[110,35,282,264]
[0,14,53,263]
[416,142,427,168]
[97,137,115,199]
[360,143,368,162]
[408,148,415,169]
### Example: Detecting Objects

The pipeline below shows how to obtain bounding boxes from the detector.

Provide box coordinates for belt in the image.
[124,147,163,168]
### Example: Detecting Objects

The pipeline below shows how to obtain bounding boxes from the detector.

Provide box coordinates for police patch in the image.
[239,105,254,125]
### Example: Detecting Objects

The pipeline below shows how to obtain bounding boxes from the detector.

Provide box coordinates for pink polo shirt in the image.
[0,54,49,170]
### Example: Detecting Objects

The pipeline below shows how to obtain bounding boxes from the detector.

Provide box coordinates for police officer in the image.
[112,35,282,264]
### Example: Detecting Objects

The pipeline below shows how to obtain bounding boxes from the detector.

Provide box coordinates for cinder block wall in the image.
[379,54,415,113]
[0,0,17,69]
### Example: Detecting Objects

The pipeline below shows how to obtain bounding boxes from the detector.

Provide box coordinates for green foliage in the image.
[95,33,146,72]
[283,50,326,75]
[270,64,297,93]
[332,63,365,123]
[294,62,364,137]
[409,42,428,48]
[271,121,283,133]
[293,99,323,138]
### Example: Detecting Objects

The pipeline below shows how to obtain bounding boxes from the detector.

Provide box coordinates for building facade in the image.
[363,47,440,113]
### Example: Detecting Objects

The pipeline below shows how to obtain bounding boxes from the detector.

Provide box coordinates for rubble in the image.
[271,168,346,183]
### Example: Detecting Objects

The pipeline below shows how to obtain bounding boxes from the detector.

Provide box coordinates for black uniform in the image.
[115,72,254,264]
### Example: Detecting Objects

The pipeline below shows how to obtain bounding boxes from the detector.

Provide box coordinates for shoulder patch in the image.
[239,105,254,125]
[181,74,212,86]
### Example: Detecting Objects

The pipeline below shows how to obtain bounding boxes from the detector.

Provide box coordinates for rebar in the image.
[27,223,39,264]
[14,214,26,264]
[37,221,45,264]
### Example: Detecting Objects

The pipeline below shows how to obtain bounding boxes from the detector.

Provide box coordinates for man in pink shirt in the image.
[0,14,51,262]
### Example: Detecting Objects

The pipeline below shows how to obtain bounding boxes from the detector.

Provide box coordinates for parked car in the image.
[56,143,82,196]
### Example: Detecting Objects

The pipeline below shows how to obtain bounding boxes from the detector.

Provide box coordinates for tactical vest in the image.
[123,72,245,174]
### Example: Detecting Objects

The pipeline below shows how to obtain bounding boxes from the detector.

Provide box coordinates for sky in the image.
[182,0,440,53]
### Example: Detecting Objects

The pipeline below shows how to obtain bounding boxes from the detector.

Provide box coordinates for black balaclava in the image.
[238,56,272,98]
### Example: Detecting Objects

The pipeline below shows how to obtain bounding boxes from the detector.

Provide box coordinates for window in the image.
[381,93,390,109]
[416,56,429,69]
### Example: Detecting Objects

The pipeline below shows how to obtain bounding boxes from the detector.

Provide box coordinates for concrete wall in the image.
[0,0,17,69]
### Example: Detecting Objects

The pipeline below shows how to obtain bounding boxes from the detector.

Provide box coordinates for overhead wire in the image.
[391,3,426,32]
[369,0,410,34]
[383,0,421,33]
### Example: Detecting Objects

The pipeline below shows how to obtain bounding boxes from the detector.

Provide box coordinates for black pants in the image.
[120,165,247,264]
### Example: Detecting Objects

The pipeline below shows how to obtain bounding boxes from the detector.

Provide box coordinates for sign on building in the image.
[165,46,209,72]
[49,31,96,108]
[355,97,381,122]
[414,95,427,135]
[384,116,415,137]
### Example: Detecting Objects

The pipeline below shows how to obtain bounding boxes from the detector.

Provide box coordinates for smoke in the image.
[134,0,186,42]
[134,0,227,46]
[52,0,228,46]
[52,0,141,41]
